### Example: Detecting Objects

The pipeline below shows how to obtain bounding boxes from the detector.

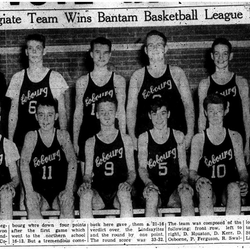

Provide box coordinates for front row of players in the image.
[1,93,248,219]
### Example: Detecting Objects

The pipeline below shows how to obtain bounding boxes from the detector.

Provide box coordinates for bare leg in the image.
[144,189,159,217]
[226,182,241,215]
[198,181,214,216]
[59,193,75,219]
[0,189,13,220]
[26,192,43,219]
[116,189,133,218]
[79,189,93,218]
[178,186,195,216]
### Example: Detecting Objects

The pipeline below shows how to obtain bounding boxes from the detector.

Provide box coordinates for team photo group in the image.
[0,28,249,219]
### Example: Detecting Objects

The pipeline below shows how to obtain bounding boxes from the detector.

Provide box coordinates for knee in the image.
[198,181,213,199]
[0,188,12,201]
[145,189,158,205]
[80,188,93,201]
[178,184,193,198]
[117,189,131,203]
[227,182,240,197]
[59,192,74,206]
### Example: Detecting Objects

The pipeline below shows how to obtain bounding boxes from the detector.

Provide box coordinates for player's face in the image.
[36,105,58,131]
[91,43,111,67]
[211,44,232,70]
[96,101,116,126]
[26,40,45,64]
[145,35,167,62]
[205,103,225,126]
[149,106,169,130]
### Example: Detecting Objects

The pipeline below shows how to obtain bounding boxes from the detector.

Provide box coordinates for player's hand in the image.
[77,181,91,196]
[0,183,15,197]
[244,143,250,165]
[118,182,132,192]
[143,182,160,199]
[178,181,194,196]
[237,181,248,197]
[131,136,138,151]
[195,177,212,193]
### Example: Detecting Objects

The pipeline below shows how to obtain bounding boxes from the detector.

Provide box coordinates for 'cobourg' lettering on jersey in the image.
[30,129,68,206]
[207,74,245,144]
[136,65,186,137]
[78,72,117,146]
[0,136,11,187]
[14,69,54,148]
[92,131,127,193]
[147,129,180,189]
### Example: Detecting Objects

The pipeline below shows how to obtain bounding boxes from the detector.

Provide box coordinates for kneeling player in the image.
[189,94,248,215]
[0,105,19,219]
[78,96,136,218]
[20,99,77,219]
[138,96,194,217]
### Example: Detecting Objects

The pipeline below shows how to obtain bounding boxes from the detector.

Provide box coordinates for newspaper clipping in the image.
[1,1,250,249]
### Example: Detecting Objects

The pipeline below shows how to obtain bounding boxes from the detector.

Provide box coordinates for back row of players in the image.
[1,30,249,219]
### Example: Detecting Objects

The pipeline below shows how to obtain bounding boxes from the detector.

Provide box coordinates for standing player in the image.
[20,99,77,219]
[138,96,194,217]
[78,96,135,218]
[190,94,248,215]
[6,33,68,150]
[198,37,250,164]
[0,104,20,220]
[127,30,194,150]
[73,37,126,158]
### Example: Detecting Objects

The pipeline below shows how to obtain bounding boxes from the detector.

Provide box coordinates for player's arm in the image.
[173,66,195,149]
[119,134,136,191]
[20,131,37,194]
[174,130,189,183]
[138,132,159,193]
[79,137,95,191]
[230,130,249,196]
[8,98,19,141]
[198,78,209,133]
[114,74,126,134]
[73,76,88,155]
[57,92,67,130]
[58,130,77,193]
[237,76,250,164]
[126,69,142,150]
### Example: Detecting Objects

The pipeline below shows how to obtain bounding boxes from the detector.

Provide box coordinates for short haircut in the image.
[203,93,227,111]
[90,37,112,52]
[25,33,46,48]
[146,30,167,45]
[36,98,58,113]
[95,95,118,112]
[211,37,232,53]
[148,95,168,113]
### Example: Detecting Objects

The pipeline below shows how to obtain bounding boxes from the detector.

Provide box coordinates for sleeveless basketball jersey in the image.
[136,65,186,137]
[30,129,68,205]
[147,129,180,189]
[198,129,239,187]
[14,69,54,149]
[207,74,245,144]
[0,136,11,187]
[79,72,117,146]
[92,131,128,193]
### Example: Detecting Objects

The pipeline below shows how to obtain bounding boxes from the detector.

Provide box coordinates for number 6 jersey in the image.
[30,129,68,206]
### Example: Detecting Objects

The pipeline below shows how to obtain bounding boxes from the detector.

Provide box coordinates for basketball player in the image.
[78,96,135,218]
[20,99,77,219]
[0,104,19,220]
[6,33,68,150]
[127,30,194,151]
[190,94,248,215]
[198,37,250,164]
[138,96,194,217]
[73,37,126,157]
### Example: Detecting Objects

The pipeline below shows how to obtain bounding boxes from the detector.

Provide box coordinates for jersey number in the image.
[29,100,37,114]
[91,103,95,116]
[211,164,226,179]
[104,162,114,176]
[42,166,52,180]
[159,162,168,176]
